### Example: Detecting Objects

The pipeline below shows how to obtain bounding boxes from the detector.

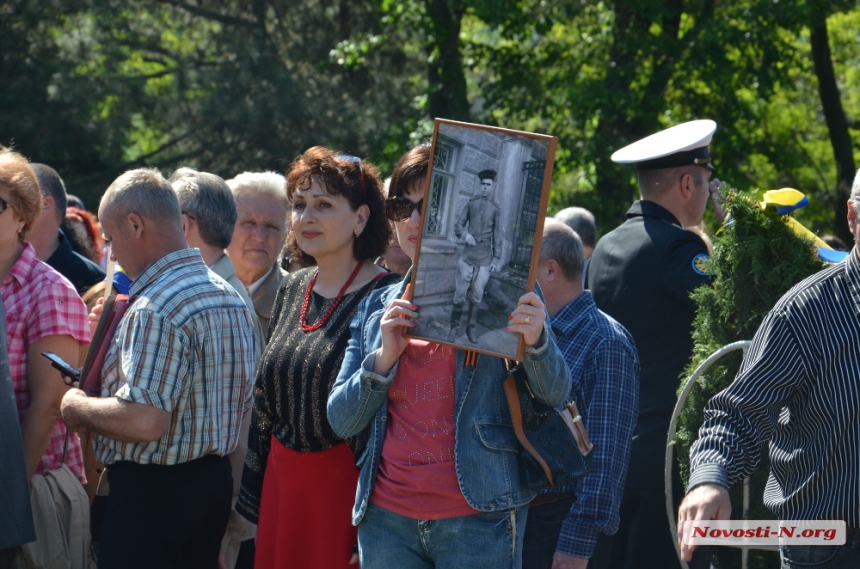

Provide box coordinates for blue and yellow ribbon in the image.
[760,188,848,263]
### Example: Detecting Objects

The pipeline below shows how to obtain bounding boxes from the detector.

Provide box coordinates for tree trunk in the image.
[810,17,854,244]
[424,0,469,121]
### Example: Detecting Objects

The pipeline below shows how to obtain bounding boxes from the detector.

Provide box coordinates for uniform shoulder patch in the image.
[692,253,712,276]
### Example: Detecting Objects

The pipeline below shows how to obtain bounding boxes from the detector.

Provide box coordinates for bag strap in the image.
[503,372,555,486]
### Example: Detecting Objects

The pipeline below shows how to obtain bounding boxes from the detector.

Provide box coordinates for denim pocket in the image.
[475,423,519,453]
[781,544,845,568]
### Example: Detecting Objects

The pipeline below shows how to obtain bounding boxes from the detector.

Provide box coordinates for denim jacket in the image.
[328,277,572,525]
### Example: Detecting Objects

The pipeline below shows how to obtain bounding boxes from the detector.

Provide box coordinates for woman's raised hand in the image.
[506,292,546,347]
[372,284,417,376]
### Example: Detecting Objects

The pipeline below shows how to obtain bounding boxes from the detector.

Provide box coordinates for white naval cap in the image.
[611,119,717,171]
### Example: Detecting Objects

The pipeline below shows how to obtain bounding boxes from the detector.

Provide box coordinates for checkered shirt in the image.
[94,248,258,466]
[544,291,640,559]
[3,243,90,482]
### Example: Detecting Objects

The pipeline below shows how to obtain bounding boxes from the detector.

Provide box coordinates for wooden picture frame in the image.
[406,119,557,360]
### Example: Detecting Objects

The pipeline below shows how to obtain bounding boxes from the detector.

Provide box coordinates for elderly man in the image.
[587,120,716,569]
[170,168,264,350]
[523,220,639,569]
[678,172,860,568]
[60,168,258,569]
[451,168,503,343]
[28,163,105,294]
[170,168,263,569]
[226,172,289,335]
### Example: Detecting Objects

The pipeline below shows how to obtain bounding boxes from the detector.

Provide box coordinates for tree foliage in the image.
[2,0,859,239]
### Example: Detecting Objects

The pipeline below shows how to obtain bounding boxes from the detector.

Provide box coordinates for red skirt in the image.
[255,437,359,569]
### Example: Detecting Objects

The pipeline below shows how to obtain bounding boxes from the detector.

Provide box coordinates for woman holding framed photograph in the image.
[328,145,572,569]
[236,147,400,569]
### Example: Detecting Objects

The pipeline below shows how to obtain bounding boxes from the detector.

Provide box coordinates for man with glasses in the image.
[451,169,503,343]
[170,167,262,569]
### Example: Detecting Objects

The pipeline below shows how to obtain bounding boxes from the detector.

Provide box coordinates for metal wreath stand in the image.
[664,340,778,569]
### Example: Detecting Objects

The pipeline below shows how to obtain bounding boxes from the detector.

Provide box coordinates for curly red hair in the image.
[66,207,105,264]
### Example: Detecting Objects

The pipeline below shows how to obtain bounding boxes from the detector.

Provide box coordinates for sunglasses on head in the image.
[334,154,367,197]
[385,196,423,222]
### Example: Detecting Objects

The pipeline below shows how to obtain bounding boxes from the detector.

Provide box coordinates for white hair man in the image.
[523,220,639,569]
[226,172,289,334]
[60,168,258,569]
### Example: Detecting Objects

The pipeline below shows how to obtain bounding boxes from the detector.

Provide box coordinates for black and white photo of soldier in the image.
[450,169,503,343]
[410,121,553,359]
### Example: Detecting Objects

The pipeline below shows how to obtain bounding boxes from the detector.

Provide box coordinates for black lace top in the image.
[237,267,400,524]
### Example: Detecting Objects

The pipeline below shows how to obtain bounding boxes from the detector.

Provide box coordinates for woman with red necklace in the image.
[237,146,400,568]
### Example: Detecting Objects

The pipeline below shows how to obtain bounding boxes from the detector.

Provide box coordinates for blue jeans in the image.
[781,542,860,568]
[358,503,527,569]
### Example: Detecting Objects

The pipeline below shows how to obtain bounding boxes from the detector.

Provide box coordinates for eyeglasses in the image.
[334,154,367,197]
[385,196,423,222]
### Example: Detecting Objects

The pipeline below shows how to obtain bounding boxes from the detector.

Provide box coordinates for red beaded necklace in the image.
[300,261,364,332]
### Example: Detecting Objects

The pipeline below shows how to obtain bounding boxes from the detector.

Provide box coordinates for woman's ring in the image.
[524,315,530,324]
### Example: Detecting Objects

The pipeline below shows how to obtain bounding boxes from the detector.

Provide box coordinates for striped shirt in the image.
[94,248,258,466]
[688,248,860,525]
[543,292,640,559]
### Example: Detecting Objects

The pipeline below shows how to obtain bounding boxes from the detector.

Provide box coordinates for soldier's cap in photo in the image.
[477,169,498,181]
[611,119,716,172]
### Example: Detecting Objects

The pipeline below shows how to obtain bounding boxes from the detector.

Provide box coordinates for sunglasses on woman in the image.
[385,196,423,222]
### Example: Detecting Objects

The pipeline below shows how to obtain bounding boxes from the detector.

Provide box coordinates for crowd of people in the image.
[1,116,858,569]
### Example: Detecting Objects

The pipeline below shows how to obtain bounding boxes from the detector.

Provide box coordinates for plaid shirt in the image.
[94,249,257,466]
[543,291,639,559]
[3,243,90,482]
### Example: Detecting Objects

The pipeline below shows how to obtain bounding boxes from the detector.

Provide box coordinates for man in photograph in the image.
[450,169,503,343]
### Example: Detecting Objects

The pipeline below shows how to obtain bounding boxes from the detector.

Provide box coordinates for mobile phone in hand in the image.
[41,351,82,381]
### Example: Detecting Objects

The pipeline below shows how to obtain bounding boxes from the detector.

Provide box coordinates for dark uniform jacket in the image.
[587,200,710,489]
[46,231,106,296]
[454,196,502,267]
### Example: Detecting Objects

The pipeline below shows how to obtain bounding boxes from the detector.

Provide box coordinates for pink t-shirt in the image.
[370,340,477,519]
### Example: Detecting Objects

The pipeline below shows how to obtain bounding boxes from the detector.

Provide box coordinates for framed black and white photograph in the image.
[408,119,557,360]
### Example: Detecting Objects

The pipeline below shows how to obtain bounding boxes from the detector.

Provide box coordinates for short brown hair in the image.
[389,145,430,199]
[285,146,391,266]
[638,165,707,200]
[540,219,584,281]
[0,147,42,242]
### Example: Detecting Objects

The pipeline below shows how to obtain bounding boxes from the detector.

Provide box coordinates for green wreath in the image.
[674,188,827,569]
